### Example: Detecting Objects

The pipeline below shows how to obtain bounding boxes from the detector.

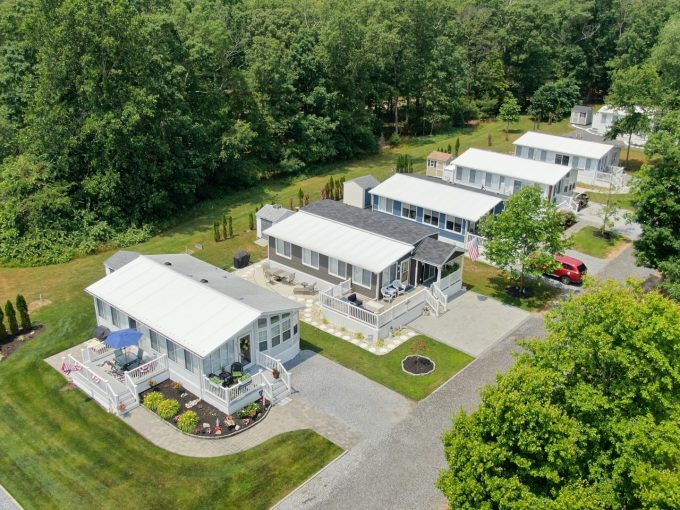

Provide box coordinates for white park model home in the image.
[513,131,622,185]
[78,252,301,415]
[444,148,578,201]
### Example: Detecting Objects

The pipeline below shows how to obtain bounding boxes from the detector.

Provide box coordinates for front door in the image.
[239,335,251,364]
[400,259,410,284]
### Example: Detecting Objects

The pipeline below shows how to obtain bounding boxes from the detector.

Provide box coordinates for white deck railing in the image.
[126,354,168,384]
[202,371,266,410]
[257,352,291,392]
[81,341,112,363]
[67,355,120,413]
[376,288,427,327]
[435,268,462,292]
[320,290,378,327]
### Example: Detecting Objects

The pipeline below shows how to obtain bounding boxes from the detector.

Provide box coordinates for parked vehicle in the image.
[551,255,588,284]
[575,192,589,211]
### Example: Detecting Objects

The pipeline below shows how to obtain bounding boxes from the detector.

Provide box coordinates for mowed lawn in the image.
[0,295,341,510]
[0,118,571,507]
[585,191,636,211]
[463,260,561,312]
[300,323,473,400]
[570,225,629,258]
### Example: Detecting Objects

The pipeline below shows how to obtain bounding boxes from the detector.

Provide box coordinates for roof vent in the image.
[164,261,172,266]
[273,204,281,209]
[200,278,209,284]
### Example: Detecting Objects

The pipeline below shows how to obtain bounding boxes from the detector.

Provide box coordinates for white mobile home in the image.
[592,105,651,146]
[444,148,577,202]
[513,131,621,185]
[82,253,302,415]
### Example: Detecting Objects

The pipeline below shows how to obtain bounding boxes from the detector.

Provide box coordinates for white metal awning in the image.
[263,211,413,273]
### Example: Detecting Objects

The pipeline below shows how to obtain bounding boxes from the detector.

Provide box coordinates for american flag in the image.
[60,360,71,375]
[467,236,480,261]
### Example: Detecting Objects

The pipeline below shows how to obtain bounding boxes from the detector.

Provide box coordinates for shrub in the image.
[236,401,262,419]
[156,399,180,420]
[142,391,164,412]
[388,132,401,146]
[560,210,578,229]
[16,294,31,330]
[177,411,199,433]
[4,301,18,335]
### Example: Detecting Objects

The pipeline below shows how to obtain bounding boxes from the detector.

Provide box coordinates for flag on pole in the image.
[467,236,480,261]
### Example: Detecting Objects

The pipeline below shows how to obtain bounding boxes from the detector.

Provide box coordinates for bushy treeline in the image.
[0,0,677,265]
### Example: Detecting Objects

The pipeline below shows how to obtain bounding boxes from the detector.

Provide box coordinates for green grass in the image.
[0,295,341,510]
[462,260,561,312]
[0,117,572,506]
[586,191,635,212]
[569,225,628,259]
[300,323,473,400]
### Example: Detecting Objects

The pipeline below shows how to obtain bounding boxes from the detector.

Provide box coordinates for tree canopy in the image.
[439,280,680,509]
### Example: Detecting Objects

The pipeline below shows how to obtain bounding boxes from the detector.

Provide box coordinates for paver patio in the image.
[410,290,530,356]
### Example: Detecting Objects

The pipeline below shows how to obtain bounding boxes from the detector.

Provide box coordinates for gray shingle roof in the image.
[145,254,302,314]
[104,250,141,271]
[572,105,592,113]
[256,204,295,223]
[302,200,437,245]
[412,237,463,267]
[346,175,380,189]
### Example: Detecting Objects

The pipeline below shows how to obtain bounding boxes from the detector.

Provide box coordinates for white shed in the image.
[256,204,294,239]
[343,175,380,209]
[571,105,593,126]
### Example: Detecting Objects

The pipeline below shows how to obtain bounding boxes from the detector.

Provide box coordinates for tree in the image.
[480,186,569,294]
[4,300,18,335]
[0,308,6,341]
[658,257,680,301]
[528,78,580,124]
[221,214,228,241]
[227,216,233,239]
[439,280,680,509]
[298,188,304,208]
[213,221,220,242]
[454,137,460,156]
[598,180,622,236]
[15,295,31,331]
[248,212,255,231]
[498,94,521,140]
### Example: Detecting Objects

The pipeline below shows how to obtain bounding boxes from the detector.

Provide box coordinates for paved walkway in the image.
[276,316,546,510]
[0,485,21,510]
[410,290,529,356]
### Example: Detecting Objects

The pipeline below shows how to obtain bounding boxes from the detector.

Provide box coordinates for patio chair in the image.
[230,362,244,379]
[127,348,145,370]
[113,349,128,368]
[392,280,406,295]
[347,293,363,307]
[285,272,296,284]
[381,285,396,303]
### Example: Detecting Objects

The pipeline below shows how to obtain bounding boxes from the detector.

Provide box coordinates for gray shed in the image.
[343,175,380,209]
[570,105,593,126]
[256,204,294,239]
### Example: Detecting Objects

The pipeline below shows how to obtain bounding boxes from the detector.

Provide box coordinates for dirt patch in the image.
[605,238,631,261]
[141,379,270,438]
[402,355,435,376]
[0,324,44,360]
[28,299,52,313]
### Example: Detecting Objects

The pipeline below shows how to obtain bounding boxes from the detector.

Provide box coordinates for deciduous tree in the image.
[498,94,521,140]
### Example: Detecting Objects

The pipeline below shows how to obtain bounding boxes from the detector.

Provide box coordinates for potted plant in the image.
[272,368,280,379]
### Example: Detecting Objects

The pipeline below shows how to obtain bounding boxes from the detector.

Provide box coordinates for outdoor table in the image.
[272,269,286,281]
[364,300,385,314]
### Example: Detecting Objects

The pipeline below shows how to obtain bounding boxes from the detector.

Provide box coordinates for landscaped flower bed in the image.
[401,355,435,376]
[140,379,270,438]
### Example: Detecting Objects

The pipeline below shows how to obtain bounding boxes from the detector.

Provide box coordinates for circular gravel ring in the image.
[401,355,436,376]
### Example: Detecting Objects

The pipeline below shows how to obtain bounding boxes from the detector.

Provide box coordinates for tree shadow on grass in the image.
[468,274,561,311]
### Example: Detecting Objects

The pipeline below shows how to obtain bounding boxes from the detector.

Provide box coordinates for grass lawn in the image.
[586,191,635,211]
[0,296,341,510]
[0,117,572,507]
[462,260,561,312]
[300,323,473,401]
[570,225,628,259]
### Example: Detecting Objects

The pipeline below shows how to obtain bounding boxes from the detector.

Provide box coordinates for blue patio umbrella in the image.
[105,328,143,348]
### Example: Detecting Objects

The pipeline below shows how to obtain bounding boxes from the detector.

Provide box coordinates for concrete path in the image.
[276,316,546,510]
[0,485,21,510]
[597,243,657,283]
[410,291,529,356]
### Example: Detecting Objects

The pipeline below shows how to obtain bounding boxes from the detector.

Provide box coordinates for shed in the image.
[343,175,380,209]
[426,151,454,178]
[256,204,294,239]
[570,105,593,126]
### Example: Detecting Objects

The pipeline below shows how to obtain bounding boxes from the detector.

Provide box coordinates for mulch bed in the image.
[402,355,435,376]
[140,379,271,438]
[0,324,44,360]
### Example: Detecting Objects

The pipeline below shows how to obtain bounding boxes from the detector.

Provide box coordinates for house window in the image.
[258,318,267,329]
[150,330,160,351]
[468,169,477,183]
[555,154,570,166]
[380,197,393,213]
[528,147,535,159]
[271,324,281,347]
[275,238,291,258]
[352,265,372,288]
[166,339,178,362]
[540,150,547,161]
[382,265,397,285]
[258,329,268,352]
[302,248,319,269]
[184,350,195,373]
[499,176,505,191]
[96,298,106,319]
[329,257,347,278]
[455,167,463,180]
[110,307,122,328]
[445,216,463,233]
[573,156,580,168]
[294,323,298,336]
[484,173,492,188]
[423,209,439,227]
[401,203,416,219]
[428,159,436,167]
[282,318,291,342]
[128,317,137,330]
